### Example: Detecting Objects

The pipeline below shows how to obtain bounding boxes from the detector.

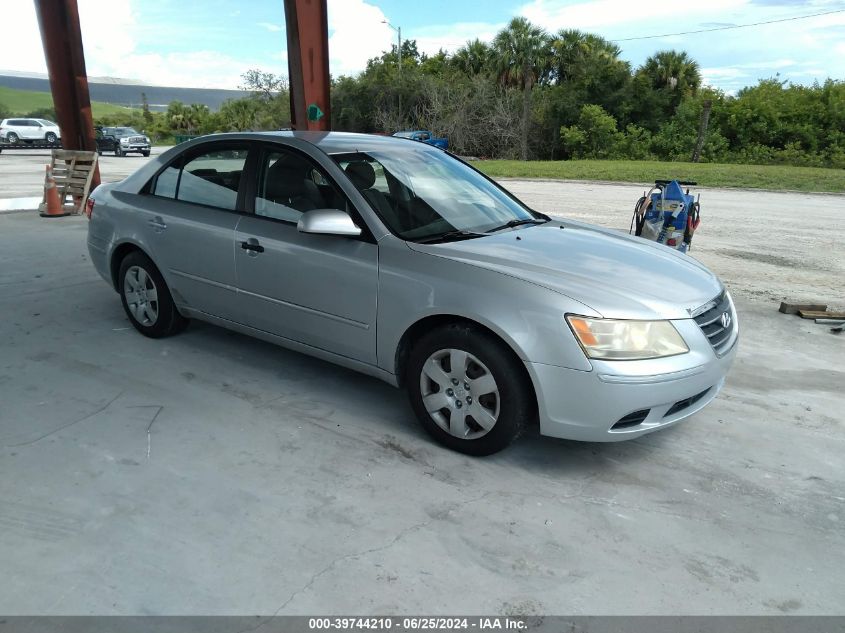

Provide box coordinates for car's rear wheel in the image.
[118,251,187,338]
[45,132,57,143]
[406,324,533,455]
[7,132,19,144]
[114,145,123,157]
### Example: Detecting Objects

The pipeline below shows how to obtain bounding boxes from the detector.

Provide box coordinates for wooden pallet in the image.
[40,149,98,215]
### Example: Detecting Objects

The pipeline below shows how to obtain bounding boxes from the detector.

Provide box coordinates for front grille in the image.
[130,136,146,143]
[664,388,711,418]
[693,291,736,356]
[612,409,650,430]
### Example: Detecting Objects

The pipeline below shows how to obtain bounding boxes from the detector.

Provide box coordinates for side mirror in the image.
[297,209,361,237]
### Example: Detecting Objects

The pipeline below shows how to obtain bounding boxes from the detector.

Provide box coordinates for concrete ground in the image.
[0,150,843,615]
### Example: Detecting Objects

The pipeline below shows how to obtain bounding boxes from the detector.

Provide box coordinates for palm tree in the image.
[186,103,210,134]
[550,29,623,84]
[639,50,701,95]
[492,17,550,160]
[452,39,492,76]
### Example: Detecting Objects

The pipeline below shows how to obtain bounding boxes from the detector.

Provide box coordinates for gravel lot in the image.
[0,148,843,615]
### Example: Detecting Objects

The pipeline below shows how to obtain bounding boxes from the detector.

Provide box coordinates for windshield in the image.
[332,146,537,241]
[115,127,140,136]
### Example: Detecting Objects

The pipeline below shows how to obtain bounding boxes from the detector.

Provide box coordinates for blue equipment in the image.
[631,180,701,253]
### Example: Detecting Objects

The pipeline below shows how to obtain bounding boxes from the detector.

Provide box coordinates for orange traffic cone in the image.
[40,165,70,218]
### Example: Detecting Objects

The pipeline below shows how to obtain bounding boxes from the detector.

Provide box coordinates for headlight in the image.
[566,316,689,360]
[144,136,150,143]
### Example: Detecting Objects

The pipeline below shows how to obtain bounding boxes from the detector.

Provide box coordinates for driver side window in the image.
[255,149,344,223]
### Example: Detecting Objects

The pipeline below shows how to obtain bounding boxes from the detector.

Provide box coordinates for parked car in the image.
[393,130,448,150]
[0,118,61,144]
[86,132,737,455]
[95,126,151,157]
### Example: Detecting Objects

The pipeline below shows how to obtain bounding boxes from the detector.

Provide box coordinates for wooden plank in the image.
[779,302,827,314]
[54,176,90,186]
[52,149,97,159]
[57,163,93,172]
[798,310,845,319]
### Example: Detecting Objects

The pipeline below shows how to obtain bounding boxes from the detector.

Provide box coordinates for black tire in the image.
[118,251,188,338]
[142,150,150,157]
[7,132,18,144]
[406,323,534,456]
[45,132,57,144]
[114,145,123,157]
[97,149,103,156]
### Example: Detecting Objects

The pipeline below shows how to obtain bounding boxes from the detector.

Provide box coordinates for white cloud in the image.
[0,1,47,75]
[258,22,283,32]
[411,21,505,57]
[327,0,394,76]
[0,0,275,89]
[518,0,749,32]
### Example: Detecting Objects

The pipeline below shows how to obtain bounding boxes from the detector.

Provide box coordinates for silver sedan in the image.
[86,132,737,455]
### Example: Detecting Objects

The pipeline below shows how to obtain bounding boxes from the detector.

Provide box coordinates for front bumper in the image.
[120,143,150,152]
[527,318,738,442]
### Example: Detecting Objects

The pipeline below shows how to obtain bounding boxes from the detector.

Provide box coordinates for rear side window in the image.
[153,165,179,198]
[151,145,249,211]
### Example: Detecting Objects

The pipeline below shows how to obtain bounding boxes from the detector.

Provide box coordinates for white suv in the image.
[0,118,62,144]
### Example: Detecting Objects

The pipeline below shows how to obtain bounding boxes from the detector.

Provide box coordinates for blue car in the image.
[393,130,448,150]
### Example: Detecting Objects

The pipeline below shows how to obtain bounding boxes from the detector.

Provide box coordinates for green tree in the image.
[492,17,551,160]
[451,39,492,76]
[640,50,701,94]
[651,90,728,162]
[141,92,153,125]
[560,104,622,158]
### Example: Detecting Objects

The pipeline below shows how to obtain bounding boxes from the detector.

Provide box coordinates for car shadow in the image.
[175,320,667,475]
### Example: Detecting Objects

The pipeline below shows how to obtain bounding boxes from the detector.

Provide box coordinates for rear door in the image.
[22,119,42,140]
[232,144,378,364]
[133,141,253,320]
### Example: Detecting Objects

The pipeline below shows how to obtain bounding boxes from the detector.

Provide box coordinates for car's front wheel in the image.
[118,251,187,338]
[114,145,123,157]
[142,150,150,157]
[45,132,57,143]
[406,324,534,455]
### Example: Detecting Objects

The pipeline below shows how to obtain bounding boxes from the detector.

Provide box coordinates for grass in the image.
[475,159,845,193]
[0,86,138,118]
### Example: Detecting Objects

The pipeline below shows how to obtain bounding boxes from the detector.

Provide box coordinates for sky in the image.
[1,0,844,94]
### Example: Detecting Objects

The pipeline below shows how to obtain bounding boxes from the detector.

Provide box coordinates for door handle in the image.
[240,238,264,255]
[148,216,167,232]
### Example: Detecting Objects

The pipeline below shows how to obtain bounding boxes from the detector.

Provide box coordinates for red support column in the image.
[284,0,331,131]
[34,0,100,187]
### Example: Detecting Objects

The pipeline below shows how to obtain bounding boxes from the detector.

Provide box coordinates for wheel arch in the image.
[394,314,537,410]
[109,241,151,291]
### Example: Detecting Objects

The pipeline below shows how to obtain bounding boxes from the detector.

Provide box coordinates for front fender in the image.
[376,238,596,374]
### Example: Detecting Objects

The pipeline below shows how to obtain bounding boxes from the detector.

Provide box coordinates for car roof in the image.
[194,131,432,155]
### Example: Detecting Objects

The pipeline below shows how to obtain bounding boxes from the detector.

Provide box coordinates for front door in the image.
[233,146,378,364]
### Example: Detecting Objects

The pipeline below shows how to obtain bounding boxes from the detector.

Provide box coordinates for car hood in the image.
[407,219,723,320]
